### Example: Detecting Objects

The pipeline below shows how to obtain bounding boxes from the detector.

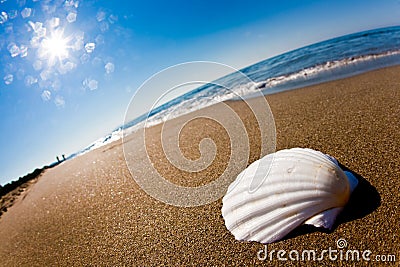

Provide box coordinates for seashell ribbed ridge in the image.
[221,148,357,244]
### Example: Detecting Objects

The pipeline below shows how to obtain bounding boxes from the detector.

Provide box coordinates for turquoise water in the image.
[80,26,400,156]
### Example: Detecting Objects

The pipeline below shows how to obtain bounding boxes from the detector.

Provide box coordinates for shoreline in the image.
[2,63,399,189]
[0,65,399,265]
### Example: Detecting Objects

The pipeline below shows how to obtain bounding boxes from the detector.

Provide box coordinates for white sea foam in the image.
[140,50,400,130]
[258,50,400,89]
[76,128,123,157]
[78,49,400,155]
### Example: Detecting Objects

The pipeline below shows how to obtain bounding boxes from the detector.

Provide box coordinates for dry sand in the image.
[0,66,399,266]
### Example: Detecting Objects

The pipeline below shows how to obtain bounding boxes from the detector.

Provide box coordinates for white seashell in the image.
[221,148,358,244]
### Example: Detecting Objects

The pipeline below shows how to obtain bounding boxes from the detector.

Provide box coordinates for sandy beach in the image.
[0,66,399,266]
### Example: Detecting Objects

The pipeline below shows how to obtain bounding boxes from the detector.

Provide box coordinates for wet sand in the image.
[0,66,399,266]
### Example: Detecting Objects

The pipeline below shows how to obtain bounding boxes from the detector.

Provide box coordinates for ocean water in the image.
[78,26,400,156]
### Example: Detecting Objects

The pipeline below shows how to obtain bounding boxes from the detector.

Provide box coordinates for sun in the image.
[39,29,72,66]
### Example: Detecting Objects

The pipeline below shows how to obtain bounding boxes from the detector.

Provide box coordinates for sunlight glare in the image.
[40,29,71,66]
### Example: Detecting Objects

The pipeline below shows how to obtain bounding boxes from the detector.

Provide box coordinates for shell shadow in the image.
[282,164,381,241]
[335,164,381,224]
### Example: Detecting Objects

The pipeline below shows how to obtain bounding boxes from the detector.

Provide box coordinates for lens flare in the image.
[39,29,72,66]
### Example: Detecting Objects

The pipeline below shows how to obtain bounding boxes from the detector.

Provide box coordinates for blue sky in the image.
[0,0,399,185]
